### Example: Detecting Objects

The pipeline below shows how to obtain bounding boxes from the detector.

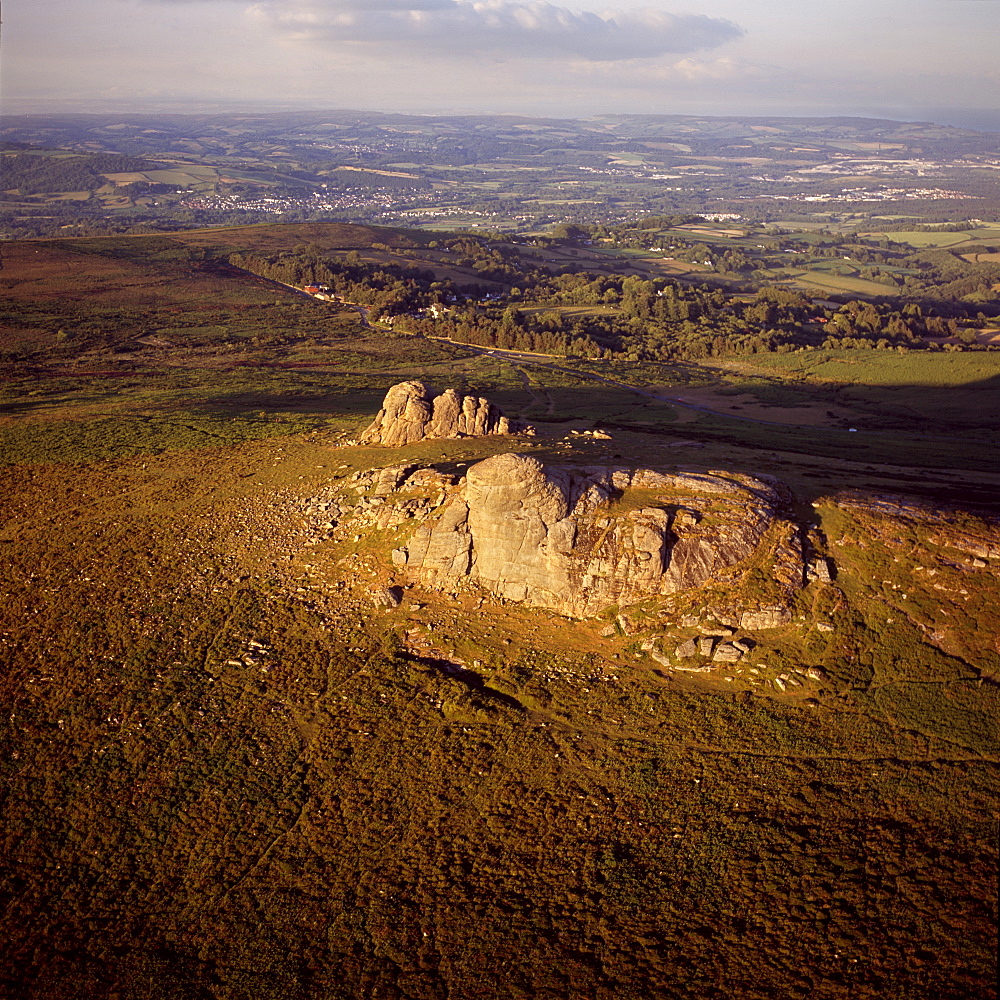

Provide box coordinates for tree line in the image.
[1,152,161,196]
[227,241,989,362]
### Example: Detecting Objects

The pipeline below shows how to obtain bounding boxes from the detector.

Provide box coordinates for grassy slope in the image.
[1,224,998,999]
[742,351,1000,386]
[1,434,997,1000]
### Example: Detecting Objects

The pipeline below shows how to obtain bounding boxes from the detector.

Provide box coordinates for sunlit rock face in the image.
[404,453,805,617]
[359,381,527,446]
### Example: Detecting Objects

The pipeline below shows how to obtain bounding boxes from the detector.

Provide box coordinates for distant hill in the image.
[3,110,997,161]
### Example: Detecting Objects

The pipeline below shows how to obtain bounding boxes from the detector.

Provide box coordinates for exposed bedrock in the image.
[403,453,805,617]
[359,381,529,446]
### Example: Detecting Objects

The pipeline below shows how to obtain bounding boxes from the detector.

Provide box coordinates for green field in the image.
[789,270,900,296]
[861,228,1000,249]
[708,349,1000,448]
[518,304,620,319]
[742,348,1000,387]
[588,246,664,259]
[662,227,749,245]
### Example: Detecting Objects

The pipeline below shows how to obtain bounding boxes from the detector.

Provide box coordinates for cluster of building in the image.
[181,188,449,215]
[751,186,971,204]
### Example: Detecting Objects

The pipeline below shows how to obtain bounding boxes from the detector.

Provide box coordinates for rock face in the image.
[360,381,528,446]
[403,453,805,617]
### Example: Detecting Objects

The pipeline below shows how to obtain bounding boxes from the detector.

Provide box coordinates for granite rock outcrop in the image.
[399,453,806,617]
[359,381,530,446]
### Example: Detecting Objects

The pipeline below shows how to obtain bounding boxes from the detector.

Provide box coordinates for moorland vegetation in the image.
[1,192,998,998]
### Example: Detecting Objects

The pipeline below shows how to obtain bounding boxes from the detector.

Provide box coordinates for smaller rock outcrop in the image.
[360,381,530,446]
[806,557,833,583]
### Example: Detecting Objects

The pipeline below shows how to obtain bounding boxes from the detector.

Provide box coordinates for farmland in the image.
[790,270,913,297]
[861,227,1000,249]
[4,110,1000,242]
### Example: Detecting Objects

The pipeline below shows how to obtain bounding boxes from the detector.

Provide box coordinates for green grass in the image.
[142,167,219,185]
[789,270,899,296]
[677,350,1000,450]
[0,412,329,465]
[803,258,862,273]
[741,349,1000,388]
[518,304,620,319]
[587,246,662,259]
[669,413,998,471]
[860,229,1000,249]
[0,365,407,465]
[659,227,749,246]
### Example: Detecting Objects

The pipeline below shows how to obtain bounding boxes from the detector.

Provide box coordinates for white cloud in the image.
[247,0,744,61]
[543,51,785,110]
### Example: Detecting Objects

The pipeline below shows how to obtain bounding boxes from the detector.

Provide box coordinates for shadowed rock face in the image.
[360,381,526,446]
[404,453,804,617]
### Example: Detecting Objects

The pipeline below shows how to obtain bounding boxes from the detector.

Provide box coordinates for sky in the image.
[4,0,1000,128]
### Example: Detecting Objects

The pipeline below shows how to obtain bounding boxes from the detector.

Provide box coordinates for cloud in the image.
[247,0,745,61]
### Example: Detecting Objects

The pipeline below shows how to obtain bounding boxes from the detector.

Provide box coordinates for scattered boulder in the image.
[706,607,741,628]
[700,625,733,636]
[616,613,640,635]
[649,649,672,668]
[671,660,714,674]
[351,464,418,495]
[407,468,460,490]
[372,586,404,609]
[675,638,698,658]
[740,605,793,630]
[675,510,700,528]
[712,643,743,663]
[359,381,531,446]
[806,557,834,583]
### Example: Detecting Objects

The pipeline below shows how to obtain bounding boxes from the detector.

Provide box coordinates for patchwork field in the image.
[788,270,901,297]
